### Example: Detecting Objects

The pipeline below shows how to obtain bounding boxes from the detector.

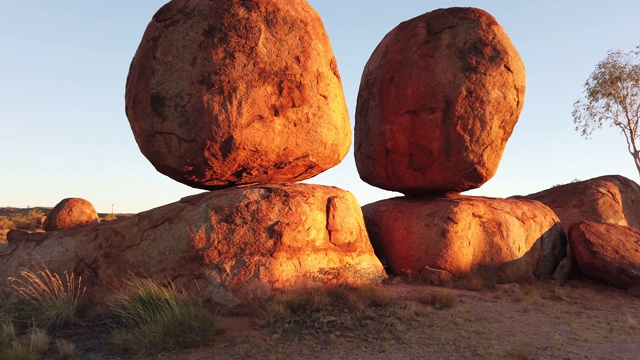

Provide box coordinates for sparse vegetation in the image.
[9,268,86,329]
[0,324,49,360]
[108,277,220,356]
[416,289,457,309]
[0,208,48,231]
[259,284,435,343]
[55,338,76,359]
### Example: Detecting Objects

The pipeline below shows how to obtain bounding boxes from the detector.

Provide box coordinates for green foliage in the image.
[108,278,219,356]
[9,268,86,329]
[573,45,640,175]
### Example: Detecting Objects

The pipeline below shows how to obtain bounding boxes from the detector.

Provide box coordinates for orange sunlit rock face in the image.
[516,175,640,235]
[569,221,640,289]
[355,7,525,194]
[43,197,100,231]
[125,0,351,190]
[363,195,565,284]
[0,184,385,305]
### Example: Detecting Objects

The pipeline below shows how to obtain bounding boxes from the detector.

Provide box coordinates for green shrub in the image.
[108,278,219,356]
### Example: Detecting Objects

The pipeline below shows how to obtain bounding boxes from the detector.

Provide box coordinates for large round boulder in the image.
[126,0,351,189]
[43,198,100,231]
[362,195,565,284]
[355,7,525,194]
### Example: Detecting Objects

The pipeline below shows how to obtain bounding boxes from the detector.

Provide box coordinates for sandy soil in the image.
[121,279,640,360]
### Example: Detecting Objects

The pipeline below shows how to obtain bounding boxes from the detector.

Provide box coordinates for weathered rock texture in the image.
[0,184,385,305]
[355,7,525,194]
[126,0,351,189]
[517,175,640,234]
[43,198,100,231]
[569,221,640,289]
[362,196,565,284]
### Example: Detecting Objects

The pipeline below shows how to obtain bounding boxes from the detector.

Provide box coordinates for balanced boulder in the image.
[43,198,99,231]
[355,7,525,194]
[569,221,640,289]
[363,195,565,284]
[0,184,385,305]
[125,0,351,189]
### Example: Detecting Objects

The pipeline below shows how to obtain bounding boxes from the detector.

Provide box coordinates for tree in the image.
[572,46,640,177]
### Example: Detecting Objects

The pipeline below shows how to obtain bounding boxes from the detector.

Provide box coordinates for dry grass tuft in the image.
[416,289,457,310]
[108,277,219,356]
[9,268,85,329]
[55,338,76,359]
[0,326,50,360]
[354,284,395,308]
[514,285,540,312]
[455,273,490,291]
[510,338,534,360]
[627,315,639,331]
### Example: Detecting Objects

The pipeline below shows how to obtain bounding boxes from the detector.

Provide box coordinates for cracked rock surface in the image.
[125,0,350,189]
[362,195,565,284]
[0,184,385,305]
[355,7,525,194]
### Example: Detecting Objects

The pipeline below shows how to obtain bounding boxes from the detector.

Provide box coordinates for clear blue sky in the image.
[2,1,640,213]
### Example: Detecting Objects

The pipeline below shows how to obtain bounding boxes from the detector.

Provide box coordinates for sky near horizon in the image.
[2,1,640,213]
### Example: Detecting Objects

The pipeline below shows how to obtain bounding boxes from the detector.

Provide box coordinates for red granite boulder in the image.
[362,195,565,284]
[126,0,350,189]
[1,184,385,305]
[43,198,99,231]
[355,7,525,194]
[569,221,640,289]
[517,175,640,235]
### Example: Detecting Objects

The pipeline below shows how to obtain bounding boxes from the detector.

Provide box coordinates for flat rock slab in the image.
[355,7,525,194]
[126,0,351,189]
[0,184,385,305]
[569,221,640,289]
[362,195,565,284]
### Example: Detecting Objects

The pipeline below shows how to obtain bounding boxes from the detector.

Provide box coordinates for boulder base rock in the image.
[43,198,99,231]
[126,0,351,189]
[362,196,565,284]
[517,175,640,234]
[0,184,385,305]
[569,221,640,289]
[355,7,525,194]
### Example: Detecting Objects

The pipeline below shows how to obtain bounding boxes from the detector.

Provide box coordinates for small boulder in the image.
[43,198,99,231]
[569,221,640,289]
[125,0,351,189]
[362,195,565,284]
[355,7,525,194]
